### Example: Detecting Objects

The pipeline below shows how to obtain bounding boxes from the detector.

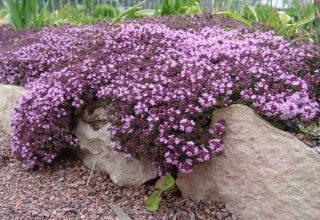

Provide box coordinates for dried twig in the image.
[109,203,132,220]
[176,198,189,204]
[86,161,96,187]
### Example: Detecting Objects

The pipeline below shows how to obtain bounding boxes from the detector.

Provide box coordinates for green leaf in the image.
[296,3,316,27]
[174,0,182,12]
[278,11,293,27]
[185,2,202,15]
[217,11,252,26]
[34,0,49,29]
[226,0,233,12]
[112,0,146,24]
[4,0,47,30]
[298,124,308,133]
[160,0,200,16]
[160,174,175,191]
[145,174,175,212]
[160,0,174,16]
[246,5,258,22]
[93,4,120,19]
[145,190,162,212]
[309,124,320,134]
[23,0,32,28]
[4,0,23,30]
[134,9,155,18]
[177,5,188,14]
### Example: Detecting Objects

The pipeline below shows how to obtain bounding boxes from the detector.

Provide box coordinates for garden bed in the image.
[0,10,319,219]
[0,129,237,220]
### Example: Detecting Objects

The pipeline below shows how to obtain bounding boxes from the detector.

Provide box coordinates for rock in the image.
[296,133,305,141]
[176,104,320,220]
[314,147,320,155]
[75,108,157,187]
[0,84,25,134]
[155,176,166,189]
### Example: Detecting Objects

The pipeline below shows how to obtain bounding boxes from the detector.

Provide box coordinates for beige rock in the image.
[176,104,320,220]
[0,84,25,134]
[75,108,157,187]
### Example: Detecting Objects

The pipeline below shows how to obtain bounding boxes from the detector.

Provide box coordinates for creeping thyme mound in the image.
[0,25,108,86]
[1,15,319,173]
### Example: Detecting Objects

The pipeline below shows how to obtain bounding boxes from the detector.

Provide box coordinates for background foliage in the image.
[1,0,319,44]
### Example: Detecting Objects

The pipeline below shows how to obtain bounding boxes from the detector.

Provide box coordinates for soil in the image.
[0,130,238,220]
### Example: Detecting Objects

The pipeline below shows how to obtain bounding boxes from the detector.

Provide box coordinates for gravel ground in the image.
[0,130,238,220]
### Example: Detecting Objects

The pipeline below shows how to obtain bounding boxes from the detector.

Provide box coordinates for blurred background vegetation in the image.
[0,0,319,44]
[0,0,312,11]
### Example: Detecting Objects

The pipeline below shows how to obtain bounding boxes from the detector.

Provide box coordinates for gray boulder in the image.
[176,104,320,220]
[0,84,25,134]
[75,107,158,187]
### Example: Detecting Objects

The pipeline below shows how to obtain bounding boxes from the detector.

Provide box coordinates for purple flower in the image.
[2,14,319,173]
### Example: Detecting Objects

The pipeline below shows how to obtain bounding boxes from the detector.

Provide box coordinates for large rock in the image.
[75,107,158,187]
[176,104,320,220]
[0,84,25,134]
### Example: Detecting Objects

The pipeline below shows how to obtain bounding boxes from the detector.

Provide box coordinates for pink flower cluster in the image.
[1,15,319,173]
[0,25,107,85]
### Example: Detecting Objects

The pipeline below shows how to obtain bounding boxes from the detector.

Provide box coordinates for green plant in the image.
[93,4,120,19]
[84,0,97,15]
[0,8,7,24]
[185,1,202,15]
[111,0,201,25]
[215,1,318,41]
[212,0,234,13]
[4,0,48,30]
[145,174,175,212]
[311,18,320,44]
[112,0,150,24]
[293,2,320,43]
[276,3,317,39]
[134,9,156,18]
[298,120,320,137]
[48,5,95,25]
[244,5,279,27]
[216,11,253,26]
[159,0,202,16]
[214,0,260,26]
[0,8,8,18]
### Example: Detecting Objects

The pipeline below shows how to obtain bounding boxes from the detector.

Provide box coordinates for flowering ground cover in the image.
[0,13,319,173]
